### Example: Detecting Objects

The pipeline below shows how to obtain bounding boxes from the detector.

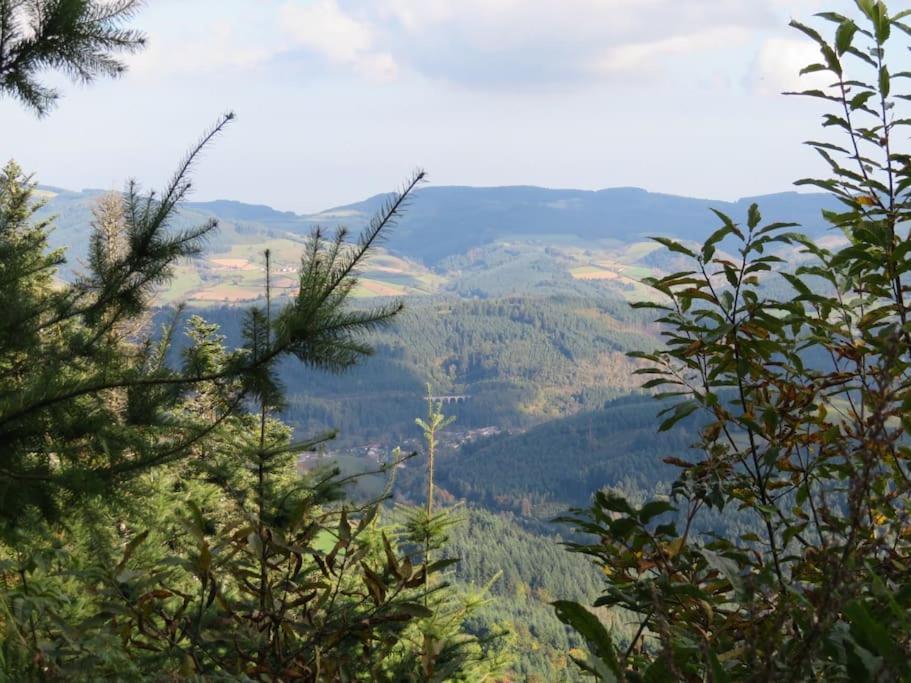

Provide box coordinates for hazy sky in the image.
[0,0,865,212]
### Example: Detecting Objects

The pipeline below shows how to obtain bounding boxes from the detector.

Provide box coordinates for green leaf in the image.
[186,500,206,539]
[800,63,828,75]
[702,213,743,259]
[850,90,876,110]
[845,599,903,667]
[747,203,762,230]
[658,401,699,432]
[397,602,433,618]
[644,657,675,683]
[116,530,149,572]
[820,43,843,75]
[836,20,858,54]
[247,531,263,558]
[338,509,351,547]
[596,491,635,515]
[361,562,387,605]
[790,19,826,45]
[652,236,696,258]
[194,543,211,577]
[814,11,850,24]
[855,0,875,17]
[796,483,810,506]
[873,3,891,44]
[782,272,813,297]
[703,548,745,600]
[869,571,911,631]
[707,646,732,683]
[381,532,401,579]
[552,601,621,680]
[880,65,890,98]
[638,500,676,524]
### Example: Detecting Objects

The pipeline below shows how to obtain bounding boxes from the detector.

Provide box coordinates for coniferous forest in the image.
[3,1,911,681]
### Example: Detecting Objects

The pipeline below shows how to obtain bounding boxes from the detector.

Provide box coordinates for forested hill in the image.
[305,186,839,264]
[161,296,657,445]
[40,183,837,266]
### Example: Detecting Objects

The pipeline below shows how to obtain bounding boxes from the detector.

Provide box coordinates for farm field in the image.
[157,244,446,305]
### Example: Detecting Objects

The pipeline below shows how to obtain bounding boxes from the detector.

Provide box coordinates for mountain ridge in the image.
[43,183,834,233]
[194,185,827,217]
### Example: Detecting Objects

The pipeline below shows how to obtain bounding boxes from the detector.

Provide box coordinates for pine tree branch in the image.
[317,169,425,310]
[0,0,146,114]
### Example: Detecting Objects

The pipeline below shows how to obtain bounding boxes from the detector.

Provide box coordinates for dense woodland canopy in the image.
[3,0,911,681]
[165,297,657,446]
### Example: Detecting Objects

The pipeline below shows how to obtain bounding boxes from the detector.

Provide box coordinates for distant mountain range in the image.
[36,184,841,304]
[294,186,840,264]
[44,184,837,260]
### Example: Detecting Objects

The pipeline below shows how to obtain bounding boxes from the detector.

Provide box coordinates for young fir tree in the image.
[392,389,509,681]
[416,385,456,588]
[555,2,911,681]
[0,113,438,528]
[0,116,230,526]
[0,0,145,114]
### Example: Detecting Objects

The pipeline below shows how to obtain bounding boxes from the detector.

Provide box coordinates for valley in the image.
[50,182,828,680]
[13,178,877,679]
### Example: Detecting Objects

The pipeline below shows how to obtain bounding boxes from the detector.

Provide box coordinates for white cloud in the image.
[130,19,277,78]
[753,37,829,95]
[280,0,398,81]
[592,26,752,78]
[333,0,784,87]
[127,0,400,82]
[128,0,839,88]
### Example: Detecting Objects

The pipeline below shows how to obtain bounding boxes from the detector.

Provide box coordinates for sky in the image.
[0,0,866,213]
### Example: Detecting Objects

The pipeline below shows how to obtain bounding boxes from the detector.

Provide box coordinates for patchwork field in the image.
[158,243,444,306]
[154,234,676,306]
[551,241,663,299]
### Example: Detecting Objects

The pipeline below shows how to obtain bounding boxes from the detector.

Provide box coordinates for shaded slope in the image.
[435,394,691,518]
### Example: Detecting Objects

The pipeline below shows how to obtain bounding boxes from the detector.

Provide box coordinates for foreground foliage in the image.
[0,3,511,678]
[0,122,509,677]
[557,2,911,680]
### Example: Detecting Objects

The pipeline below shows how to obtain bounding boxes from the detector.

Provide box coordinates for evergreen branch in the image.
[103,392,246,478]
[318,169,425,309]
[153,113,235,227]
[0,0,146,114]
